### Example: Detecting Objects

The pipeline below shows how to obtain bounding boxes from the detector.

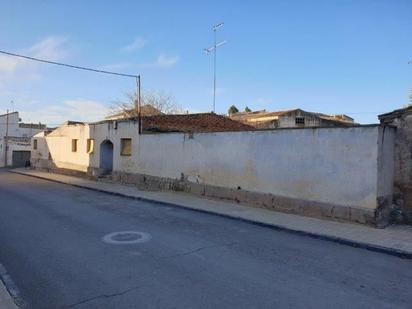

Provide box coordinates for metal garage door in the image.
[12,151,31,167]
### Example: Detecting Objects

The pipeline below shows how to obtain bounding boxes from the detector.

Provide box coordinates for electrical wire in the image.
[0,50,139,79]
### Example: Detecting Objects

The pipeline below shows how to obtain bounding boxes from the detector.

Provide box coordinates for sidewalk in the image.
[0,283,17,309]
[0,265,18,309]
[11,168,412,259]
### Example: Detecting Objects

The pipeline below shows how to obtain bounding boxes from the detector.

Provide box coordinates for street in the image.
[0,170,411,309]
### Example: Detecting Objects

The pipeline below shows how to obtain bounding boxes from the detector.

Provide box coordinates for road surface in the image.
[0,170,411,308]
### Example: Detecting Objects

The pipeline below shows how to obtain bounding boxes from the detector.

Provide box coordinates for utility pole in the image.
[409,61,412,105]
[4,109,9,167]
[204,22,227,113]
[136,75,142,134]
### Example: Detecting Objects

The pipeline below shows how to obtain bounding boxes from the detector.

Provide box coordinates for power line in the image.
[0,50,139,79]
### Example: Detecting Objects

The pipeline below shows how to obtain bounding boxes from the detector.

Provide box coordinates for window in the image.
[87,139,94,154]
[120,138,132,156]
[33,139,38,150]
[295,117,305,125]
[72,139,78,152]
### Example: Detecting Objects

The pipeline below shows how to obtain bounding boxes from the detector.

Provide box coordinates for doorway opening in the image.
[100,140,113,175]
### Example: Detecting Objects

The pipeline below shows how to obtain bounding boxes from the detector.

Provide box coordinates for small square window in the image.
[87,139,94,154]
[295,117,305,125]
[121,138,132,156]
[33,139,38,150]
[72,139,78,152]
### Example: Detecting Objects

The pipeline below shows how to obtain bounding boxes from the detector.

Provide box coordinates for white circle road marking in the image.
[102,231,151,245]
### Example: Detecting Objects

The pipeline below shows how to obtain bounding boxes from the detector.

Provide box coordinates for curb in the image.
[10,170,412,259]
[0,263,24,308]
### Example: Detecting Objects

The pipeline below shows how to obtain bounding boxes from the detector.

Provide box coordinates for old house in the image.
[31,111,395,227]
[229,108,355,129]
[0,111,46,167]
[31,113,254,173]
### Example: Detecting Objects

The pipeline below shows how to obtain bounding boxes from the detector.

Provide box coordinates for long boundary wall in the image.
[31,122,396,227]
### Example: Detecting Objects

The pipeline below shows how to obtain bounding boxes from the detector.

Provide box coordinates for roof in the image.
[18,123,47,129]
[378,105,412,122]
[230,109,298,121]
[106,105,163,120]
[0,111,18,118]
[230,108,355,125]
[141,113,255,133]
[65,121,86,126]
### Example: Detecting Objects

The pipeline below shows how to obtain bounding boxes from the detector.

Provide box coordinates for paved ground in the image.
[0,171,412,309]
[11,168,412,257]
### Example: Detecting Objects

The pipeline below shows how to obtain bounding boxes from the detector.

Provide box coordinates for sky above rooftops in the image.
[0,0,411,125]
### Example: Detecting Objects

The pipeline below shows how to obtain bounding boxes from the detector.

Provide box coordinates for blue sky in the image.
[0,0,411,125]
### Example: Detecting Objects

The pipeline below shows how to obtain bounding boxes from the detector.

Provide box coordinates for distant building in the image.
[229,108,356,129]
[0,111,46,167]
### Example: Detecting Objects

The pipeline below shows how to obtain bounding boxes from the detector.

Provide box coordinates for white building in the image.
[31,114,395,227]
[0,111,46,167]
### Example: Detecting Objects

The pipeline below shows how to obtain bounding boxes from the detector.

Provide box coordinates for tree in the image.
[228,105,239,115]
[110,90,184,118]
[244,106,252,112]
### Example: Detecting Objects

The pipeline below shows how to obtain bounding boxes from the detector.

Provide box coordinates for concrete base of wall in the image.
[105,170,386,227]
[400,186,412,224]
[392,185,412,224]
[31,159,91,179]
[31,164,389,227]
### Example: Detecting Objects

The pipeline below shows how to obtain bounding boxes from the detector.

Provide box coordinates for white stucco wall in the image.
[32,123,90,172]
[135,126,392,209]
[0,112,44,167]
[0,112,20,138]
[32,121,395,211]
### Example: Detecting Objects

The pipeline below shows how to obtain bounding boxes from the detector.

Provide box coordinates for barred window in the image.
[33,139,38,150]
[295,117,305,125]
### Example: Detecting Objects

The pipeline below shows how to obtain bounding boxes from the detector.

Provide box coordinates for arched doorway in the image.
[100,140,113,175]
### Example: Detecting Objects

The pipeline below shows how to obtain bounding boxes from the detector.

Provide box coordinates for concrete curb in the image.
[10,170,412,259]
[0,263,24,308]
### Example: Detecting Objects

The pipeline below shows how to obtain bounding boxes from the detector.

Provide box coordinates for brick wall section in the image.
[379,106,412,220]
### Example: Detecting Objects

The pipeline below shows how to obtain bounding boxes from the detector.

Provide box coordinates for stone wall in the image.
[379,107,412,222]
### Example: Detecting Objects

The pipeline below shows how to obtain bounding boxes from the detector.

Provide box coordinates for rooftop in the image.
[230,108,355,125]
[378,105,412,122]
[230,109,297,120]
[141,112,254,133]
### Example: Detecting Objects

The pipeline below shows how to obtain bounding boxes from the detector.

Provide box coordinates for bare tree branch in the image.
[109,90,184,118]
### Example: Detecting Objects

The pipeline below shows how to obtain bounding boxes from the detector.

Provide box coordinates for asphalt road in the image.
[0,171,411,309]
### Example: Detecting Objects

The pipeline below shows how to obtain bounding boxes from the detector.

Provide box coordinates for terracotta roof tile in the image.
[141,113,254,133]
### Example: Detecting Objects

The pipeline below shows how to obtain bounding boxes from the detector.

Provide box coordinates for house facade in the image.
[0,111,46,167]
[31,113,395,227]
[229,108,355,129]
[31,113,254,174]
